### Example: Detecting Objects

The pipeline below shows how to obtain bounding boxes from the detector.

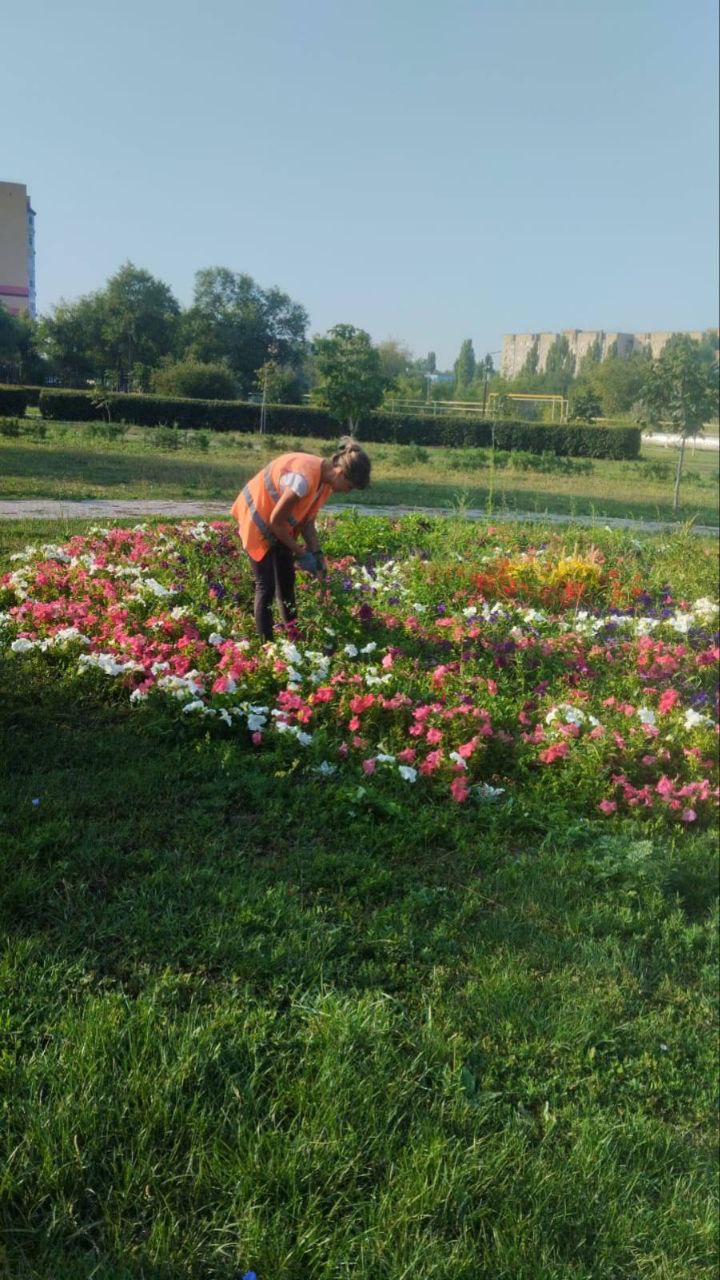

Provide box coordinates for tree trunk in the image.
[672,436,686,514]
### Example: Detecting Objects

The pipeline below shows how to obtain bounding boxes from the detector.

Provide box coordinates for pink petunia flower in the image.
[597,799,617,814]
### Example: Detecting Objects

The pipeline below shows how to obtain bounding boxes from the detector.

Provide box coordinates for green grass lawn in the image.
[0,516,718,1278]
[1,421,718,524]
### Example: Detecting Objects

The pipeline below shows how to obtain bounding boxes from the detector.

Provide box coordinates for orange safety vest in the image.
[232,453,332,560]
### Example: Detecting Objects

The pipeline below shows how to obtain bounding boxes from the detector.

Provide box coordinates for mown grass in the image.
[1,518,718,1279]
[0,421,718,525]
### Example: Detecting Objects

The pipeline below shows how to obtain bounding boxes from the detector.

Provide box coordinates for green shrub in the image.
[149,426,182,450]
[151,360,238,400]
[0,416,21,437]
[23,420,48,442]
[88,422,129,444]
[0,386,28,416]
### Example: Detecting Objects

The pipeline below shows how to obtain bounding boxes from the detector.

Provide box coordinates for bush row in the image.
[0,385,43,411]
[34,389,641,459]
[0,386,29,415]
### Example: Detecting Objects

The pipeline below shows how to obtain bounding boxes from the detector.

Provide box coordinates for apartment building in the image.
[0,182,36,319]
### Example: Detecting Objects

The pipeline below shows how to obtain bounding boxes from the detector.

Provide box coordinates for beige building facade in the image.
[501,328,715,378]
[0,182,36,318]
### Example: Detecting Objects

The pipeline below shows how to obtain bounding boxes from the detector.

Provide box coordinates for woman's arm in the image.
[300,519,320,554]
[269,489,305,556]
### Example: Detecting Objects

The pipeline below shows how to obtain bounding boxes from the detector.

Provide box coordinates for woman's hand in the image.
[295,550,320,574]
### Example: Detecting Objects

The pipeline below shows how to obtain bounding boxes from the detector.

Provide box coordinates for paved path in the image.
[644,433,719,450]
[0,498,717,537]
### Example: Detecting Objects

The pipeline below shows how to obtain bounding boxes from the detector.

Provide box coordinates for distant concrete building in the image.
[501,328,716,378]
[0,181,36,319]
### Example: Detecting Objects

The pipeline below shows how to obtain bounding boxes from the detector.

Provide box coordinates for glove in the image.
[295,550,319,574]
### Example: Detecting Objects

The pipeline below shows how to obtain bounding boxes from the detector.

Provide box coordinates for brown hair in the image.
[332,436,372,490]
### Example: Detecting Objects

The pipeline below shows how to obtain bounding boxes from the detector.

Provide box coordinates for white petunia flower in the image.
[398,765,418,782]
[684,708,712,730]
[692,598,719,621]
[343,643,358,657]
[472,782,506,800]
[207,633,225,646]
[10,638,36,653]
[638,707,656,726]
[313,761,338,776]
[448,752,468,769]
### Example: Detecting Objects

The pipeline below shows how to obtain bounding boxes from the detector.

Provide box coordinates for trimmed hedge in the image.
[0,384,44,410]
[0,386,29,416]
[37,389,641,460]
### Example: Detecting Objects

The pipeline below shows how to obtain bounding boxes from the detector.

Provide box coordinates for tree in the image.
[181,268,308,393]
[253,357,303,406]
[376,338,413,387]
[152,359,237,400]
[40,264,180,389]
[571,388,603,422]
[40,294,106,386]
[518,340,540,382]
[101,263,180,390]
[639,334,719,512]
[590,347,651,416]
[311,324,386,432]
[0,309,43,383]
[453,338,476,396]
[543,335,576,394]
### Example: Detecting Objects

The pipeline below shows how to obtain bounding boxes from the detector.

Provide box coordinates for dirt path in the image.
[0,498,717,537]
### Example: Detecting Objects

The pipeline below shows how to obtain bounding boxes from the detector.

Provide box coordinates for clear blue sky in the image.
[5,0,718,368]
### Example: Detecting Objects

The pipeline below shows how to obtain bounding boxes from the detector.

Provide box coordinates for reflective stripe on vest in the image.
[241,484,276,545]
[263,465,299,527]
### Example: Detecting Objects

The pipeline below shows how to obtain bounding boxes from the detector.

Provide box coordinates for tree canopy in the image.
[312,324,386,431]
[181,268,308,394]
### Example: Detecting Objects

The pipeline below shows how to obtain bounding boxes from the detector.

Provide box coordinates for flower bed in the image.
[1,517,718,826]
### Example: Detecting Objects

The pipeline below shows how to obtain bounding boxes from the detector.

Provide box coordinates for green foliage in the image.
[453,337,476,395]
[312,323,387,430]
[0,415,22,437]
[519,339,539,379]
[0,385,29,416]
[40,262,180,390]
[571,388,603,422]
[253,357,303,406]
[151,358,238,400]
[543,335,576,394]
[590,348,652,416]
[638,334,720,513]
[181,266,308,391]
[36,388,642,459]
[640,334,719,436]
[376,338,414,387]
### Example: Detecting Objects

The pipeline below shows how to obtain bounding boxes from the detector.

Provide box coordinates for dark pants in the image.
[247,546,297,640]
